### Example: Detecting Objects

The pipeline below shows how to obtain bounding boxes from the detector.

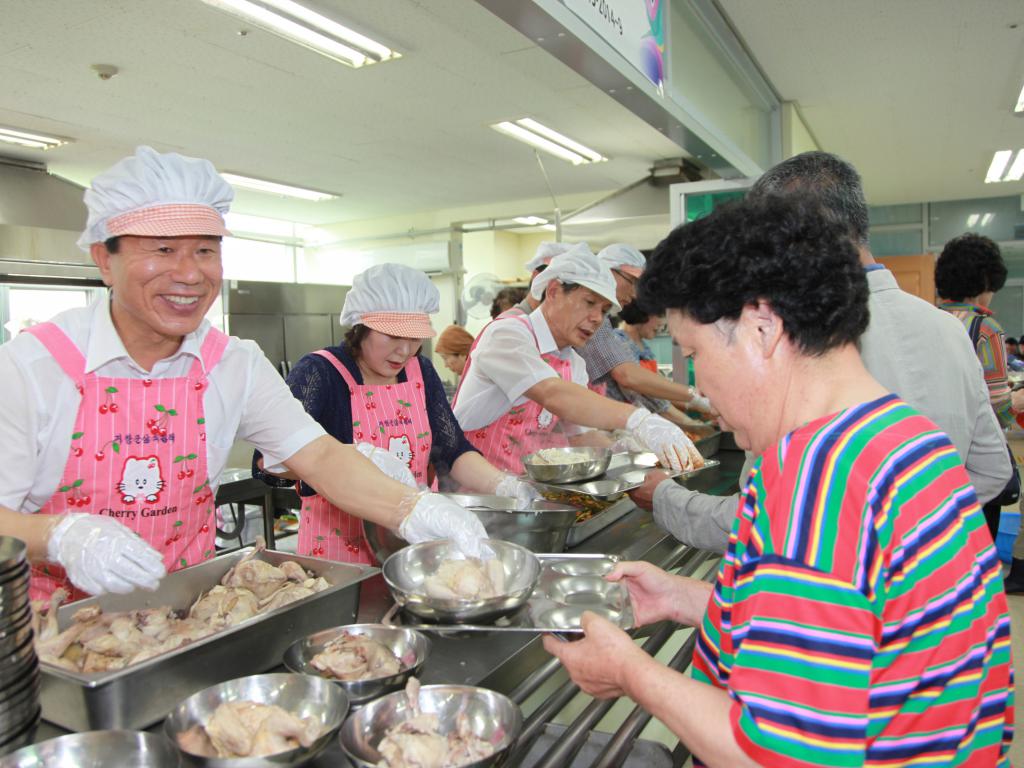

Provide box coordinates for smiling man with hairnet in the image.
[0,145,488,601]
[452,245,700,475]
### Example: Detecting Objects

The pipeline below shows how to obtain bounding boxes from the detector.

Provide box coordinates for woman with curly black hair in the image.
[545,195,1012,767]
[936,232,1024,589]
[936,233,1020,426]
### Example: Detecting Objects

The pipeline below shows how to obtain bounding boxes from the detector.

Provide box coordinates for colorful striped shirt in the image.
[693,395,1013,767]
[939,302,1014,428]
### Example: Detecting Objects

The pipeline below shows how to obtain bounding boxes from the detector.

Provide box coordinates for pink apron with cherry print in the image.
[297,352,433,563]
[24,323,227,602]
[452,313,572,475]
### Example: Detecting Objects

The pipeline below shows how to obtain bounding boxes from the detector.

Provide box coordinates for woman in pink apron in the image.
[254,264,537,563]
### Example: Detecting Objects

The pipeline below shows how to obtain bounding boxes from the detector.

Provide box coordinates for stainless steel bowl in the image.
[0,539,26,574]
[365,494,577,562]
[383,540,540,623]
[0,709,39,757]
[164,673,348,767]
[0,730,177,767]
[522,447,611,484]
[339,684,522,768]
[282,624,429,706]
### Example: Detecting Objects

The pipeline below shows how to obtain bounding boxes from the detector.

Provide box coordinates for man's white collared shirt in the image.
[0,294,325,512]
[453,307,589,431]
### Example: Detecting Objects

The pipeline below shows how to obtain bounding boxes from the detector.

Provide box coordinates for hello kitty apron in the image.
[453,313,573,475]
[297,351,433,564]
[24,322,227,602]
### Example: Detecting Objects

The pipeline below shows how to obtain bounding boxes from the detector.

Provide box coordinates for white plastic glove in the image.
[492,474,541,506]
[626,407,701,473]
[354,442,417,489]
[687,388,714,414]
[47,513,166,595]
[399,492,490,559]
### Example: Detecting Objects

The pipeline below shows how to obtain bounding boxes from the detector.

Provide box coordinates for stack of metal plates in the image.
[0,538,39,755]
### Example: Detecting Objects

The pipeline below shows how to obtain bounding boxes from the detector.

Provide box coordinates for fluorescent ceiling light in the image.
[199,0,399,68]
[514,216,548,226]
[0,126,69,151]
[1005,150,1024,182]
[491,119,607,165]
[515,119,605,163]
[985,150,1014,183]
[967,214,980,227]
[221,172,337,201]
[981,213,995,227]
[985,149,1024,183]
[224,212,299,238]
[1015,82,1024,113]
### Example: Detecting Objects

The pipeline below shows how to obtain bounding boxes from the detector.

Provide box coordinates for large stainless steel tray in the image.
[565,497,635,547]
[692,430,722,458]
[39,548,376,732]
[383,554,633,635]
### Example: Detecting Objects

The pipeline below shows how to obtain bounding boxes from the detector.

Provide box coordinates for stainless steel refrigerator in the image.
[224,281,349,376]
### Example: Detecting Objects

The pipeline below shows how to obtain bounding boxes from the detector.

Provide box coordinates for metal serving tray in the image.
[39,548,376,731]
[384,554,633,635]
[533,453,720,545]
[565,497,635,547]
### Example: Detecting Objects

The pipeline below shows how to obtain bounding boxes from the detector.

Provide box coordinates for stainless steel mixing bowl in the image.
[382,540,540,623]
[522,447,611,484]
[0,730,177,767]
[364,494,577,562]
[339,683,522,768]
[282,624,429,706]
[163,672,348,767]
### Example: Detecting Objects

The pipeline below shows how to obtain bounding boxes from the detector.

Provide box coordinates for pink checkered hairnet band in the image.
[105,204,232,240]
[359,312,436,339]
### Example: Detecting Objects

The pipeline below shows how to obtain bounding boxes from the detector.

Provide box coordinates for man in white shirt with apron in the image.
[453,248,700,475]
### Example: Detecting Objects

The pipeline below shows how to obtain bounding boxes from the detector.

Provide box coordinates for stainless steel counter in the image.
[28,450,746,767]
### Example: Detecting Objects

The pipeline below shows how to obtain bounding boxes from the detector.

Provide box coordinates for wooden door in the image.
[876,254,936,304]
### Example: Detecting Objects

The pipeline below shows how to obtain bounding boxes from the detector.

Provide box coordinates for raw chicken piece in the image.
[375,678,495,768]
[177,725,215,757]
[222,558,288,601]
[35,547,330,674]
[423,558,506,601]
[311,632,401,681]
[189,585,259,628]
[191,701,321,758]
[257,583,316,613]
[279,560,308,582]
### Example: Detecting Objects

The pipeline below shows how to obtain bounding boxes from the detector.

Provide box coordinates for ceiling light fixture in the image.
[199,0,399,68]
[0,126,69,151]
[985,149,1016,183]
[1005,150,1024,182]
[221,172,338,201]
[514,216,549,226]
[1015,82,1024,113]
[491,119,607,165]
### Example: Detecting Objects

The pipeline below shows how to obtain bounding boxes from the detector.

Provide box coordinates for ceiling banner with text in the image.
[560,0,666,92]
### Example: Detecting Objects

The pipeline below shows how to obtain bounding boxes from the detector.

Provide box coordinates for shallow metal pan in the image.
[38,548,376,731]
